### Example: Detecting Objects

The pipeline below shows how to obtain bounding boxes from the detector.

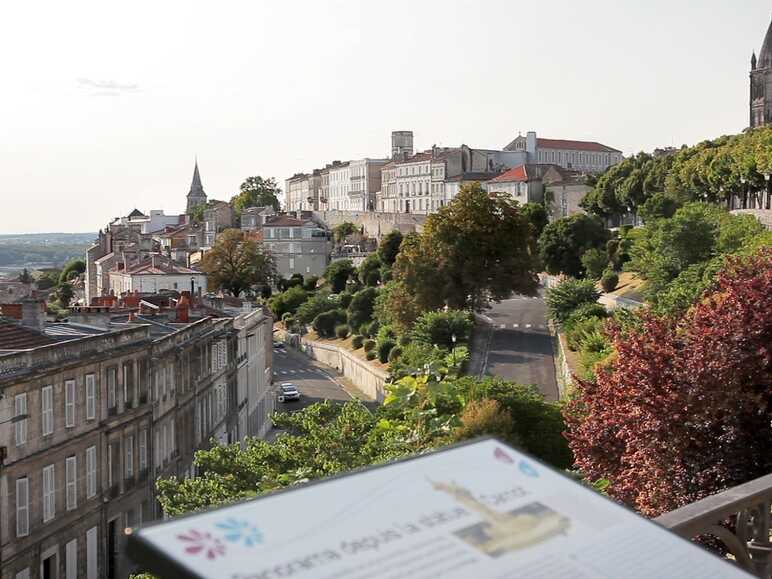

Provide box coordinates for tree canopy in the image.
[564,249,772,517]
[230,176,281,213]
[200,229,274,296]
[537,214,609,277]
[393,182,539,312]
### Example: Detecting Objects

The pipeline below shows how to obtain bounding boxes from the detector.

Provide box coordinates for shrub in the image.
[377,230,403,265]
[376,324,397,344]
[347,287,377,332]
[364,320,380,338]
[387,346,403,362]
[545,278,600,325]
[281,312,293,323]
[566,316,606,351]
[339,292,353,309]
[259,285,272,299]
[378,339,396,363]
[302,276,319,291]
[452,399,517,444]
[389,342,448,380]
[363,339,376,352]
[366,350,377,361]
[358,253,382,287]
[601,270,619,293]
[411,309,473,349]
[563,302,608,332]
[398,335,411,346]
[312,309,347,338]
[335,324,350,339]
[296,290,338,324]
[581,248,609,280]
[351,335,364,349]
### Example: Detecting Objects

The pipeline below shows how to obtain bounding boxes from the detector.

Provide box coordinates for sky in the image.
[0,0,769,233]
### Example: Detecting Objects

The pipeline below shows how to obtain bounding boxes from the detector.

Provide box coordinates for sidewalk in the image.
[468,313,493,378]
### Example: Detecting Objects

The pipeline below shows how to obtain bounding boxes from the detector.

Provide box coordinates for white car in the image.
[278,383,300,402]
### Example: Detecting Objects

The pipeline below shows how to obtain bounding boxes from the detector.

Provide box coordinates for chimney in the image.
[20,298,45,331]
[177,292,191,323]
[526,131,537,155]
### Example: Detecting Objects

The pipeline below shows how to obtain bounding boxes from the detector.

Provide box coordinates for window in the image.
[66,456,77,510]
[16,477,29,537]
[107,444,113,488]
[15,569,30,579]
[289,257,295,270]
[42,464,55,522]
[154,430,160,468]
[162,423,168,463]
[139,430,147,471]
[65,379,76,427]
[170,420,175,456]
[85,374,96,420]
[107,367,116,409]
[14,393,27,445]
[86,446,97,498]
[126,435,134,478]
[41,385,53,436]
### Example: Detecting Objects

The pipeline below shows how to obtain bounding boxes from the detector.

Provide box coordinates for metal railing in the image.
[655,473,772,578]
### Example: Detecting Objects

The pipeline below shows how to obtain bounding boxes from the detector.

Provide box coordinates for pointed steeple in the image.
[759,15,772,68]
[751,51,757,71]
[186,159,208,214]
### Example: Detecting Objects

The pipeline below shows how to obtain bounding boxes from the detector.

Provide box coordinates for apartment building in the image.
[262,215,331,279]
[202,201,234,249]
[503,131,623,174]
[327,162,352,211]
[348,158,389,212]
[284,172,321,212]
[0,304,273,579]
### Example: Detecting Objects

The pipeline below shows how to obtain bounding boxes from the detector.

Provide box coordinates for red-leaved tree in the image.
[564,248,772,517]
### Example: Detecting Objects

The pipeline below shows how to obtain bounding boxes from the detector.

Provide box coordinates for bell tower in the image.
[185,160,208,214]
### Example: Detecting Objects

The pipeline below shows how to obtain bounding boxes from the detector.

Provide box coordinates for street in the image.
[480,293,559,401]
[271,343,353,413]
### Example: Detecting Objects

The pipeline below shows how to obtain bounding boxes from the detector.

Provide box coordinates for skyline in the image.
[1,0,770,233]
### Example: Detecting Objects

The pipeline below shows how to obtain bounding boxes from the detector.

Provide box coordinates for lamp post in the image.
[740,176,748,209]
[190,276,196,296]
[450,334,457,367]
[765,173,771,210]
[0,413,28,426]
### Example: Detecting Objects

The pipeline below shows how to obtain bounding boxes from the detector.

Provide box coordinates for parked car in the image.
[273,341,285,350]
[278,383,300,402]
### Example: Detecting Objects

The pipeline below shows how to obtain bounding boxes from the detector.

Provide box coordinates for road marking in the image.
[513,323,519,328]
[525,323,532,328]
[278,370,287,375]
[499,324,506,329]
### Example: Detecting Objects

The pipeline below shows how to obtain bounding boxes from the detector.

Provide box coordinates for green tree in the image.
[55,283,74,309]
[639,191,681,222]
[268,286,308,319]
[59,259,85,284]
[377,230,403,265]
[521,202,549,239]
[17,268,32,283]
[332,222,357,244]
[295,290,339,324]
[200,229,274,296]
[324,259,355,293]
[538,214,610,277]
[347,287,377,331]
[312,309,347,338]
[358,253,382,286]
[373,280,422,334]
[410,310,473,349]
[395,183,539,312]
[230,176,281,213]
[580,248,609,280]
[545,278,600,325]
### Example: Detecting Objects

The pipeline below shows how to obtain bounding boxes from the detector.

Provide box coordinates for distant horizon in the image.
[1,0,769,233]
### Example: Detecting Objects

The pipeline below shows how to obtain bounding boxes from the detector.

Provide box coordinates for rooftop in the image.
[536,137,621,153]
[0,318,57,351]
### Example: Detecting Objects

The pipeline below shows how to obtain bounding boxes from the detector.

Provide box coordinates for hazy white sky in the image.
[0,0,769,233]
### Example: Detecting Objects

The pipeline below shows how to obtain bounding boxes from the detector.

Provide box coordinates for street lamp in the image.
[450,334,457,367]
[740,176,748,209]
[765,173,771,210]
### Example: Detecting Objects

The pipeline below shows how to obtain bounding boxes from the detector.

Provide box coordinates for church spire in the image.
[186,159,208,214]
[751,51,757,71]
[759,15,772,68]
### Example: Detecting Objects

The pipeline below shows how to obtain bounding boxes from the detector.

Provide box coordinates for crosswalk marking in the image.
[525,323,532,328]
[499,324,506,329]
[513,323,519,328]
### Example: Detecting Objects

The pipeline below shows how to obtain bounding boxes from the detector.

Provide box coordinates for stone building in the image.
[750,16,772,128]
[503,131,622,173]
[240,206,276,232]
[284,172,321,213]
[0,304,273,579]
[262,215,331,279]
[185,161,208,215]
[202,200,234,249]
[348,158,389,212]
[107,254,207,296]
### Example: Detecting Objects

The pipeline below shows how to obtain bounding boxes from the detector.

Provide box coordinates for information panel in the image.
[128,438,751,578]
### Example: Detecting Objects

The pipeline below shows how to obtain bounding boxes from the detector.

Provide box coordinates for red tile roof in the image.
[0,319,57,350]
[536,138,621,153]
[489,165,529,183]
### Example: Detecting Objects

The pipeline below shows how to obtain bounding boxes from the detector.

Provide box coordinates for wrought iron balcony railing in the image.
[655,473,772,578]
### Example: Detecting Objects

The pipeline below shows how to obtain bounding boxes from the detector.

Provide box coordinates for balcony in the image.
[107,483,120,499]
[107,405,117,417]
[655,473,772,578]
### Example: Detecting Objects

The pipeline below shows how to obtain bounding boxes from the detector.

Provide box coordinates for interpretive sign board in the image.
[127,438,753,578]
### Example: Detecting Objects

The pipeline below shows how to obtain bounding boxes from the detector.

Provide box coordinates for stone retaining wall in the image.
[313,210,426,240]
[299,337,388,402]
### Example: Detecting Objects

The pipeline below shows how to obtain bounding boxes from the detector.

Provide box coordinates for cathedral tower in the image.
[186,160,208,214]
[750,16,772,128]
